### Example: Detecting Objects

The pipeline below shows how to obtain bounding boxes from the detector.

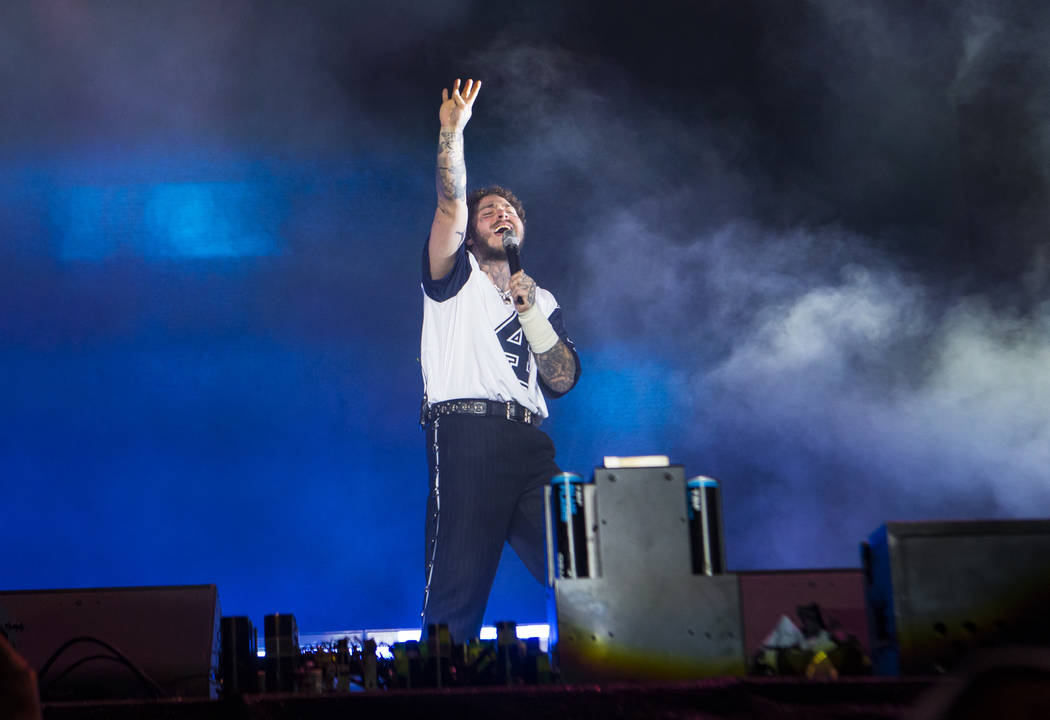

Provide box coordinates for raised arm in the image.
[428,78,482,281]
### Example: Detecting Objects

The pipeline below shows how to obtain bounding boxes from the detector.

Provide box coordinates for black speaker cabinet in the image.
[546,466,746,682]
[0,585,221,699]
[862,520,1050,675]
[220,616,258,695]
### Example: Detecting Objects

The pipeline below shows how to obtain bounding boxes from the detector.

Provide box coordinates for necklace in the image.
[481,264,513,303]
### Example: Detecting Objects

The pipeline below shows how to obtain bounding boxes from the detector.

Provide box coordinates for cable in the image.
[38,635,166,699]
[44,654,125,690]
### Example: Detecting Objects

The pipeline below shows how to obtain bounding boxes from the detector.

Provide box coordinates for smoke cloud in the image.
[466,0,1050,568]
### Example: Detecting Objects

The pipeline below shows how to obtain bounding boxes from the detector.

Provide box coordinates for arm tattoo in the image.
[535,340,576,393]
[436,130,466,202]
[438,130,457,154]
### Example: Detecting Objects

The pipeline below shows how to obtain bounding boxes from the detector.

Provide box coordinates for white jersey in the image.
[420,239,575,418]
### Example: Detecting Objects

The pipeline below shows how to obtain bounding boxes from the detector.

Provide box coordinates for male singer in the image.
[419,78,581,642]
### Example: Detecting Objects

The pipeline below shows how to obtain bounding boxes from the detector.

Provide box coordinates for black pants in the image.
[420,413,559,643]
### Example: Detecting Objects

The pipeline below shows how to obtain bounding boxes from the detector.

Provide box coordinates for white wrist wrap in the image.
[516,305,560,354]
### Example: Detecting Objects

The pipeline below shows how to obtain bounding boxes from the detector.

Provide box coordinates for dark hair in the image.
[465,186,526,244]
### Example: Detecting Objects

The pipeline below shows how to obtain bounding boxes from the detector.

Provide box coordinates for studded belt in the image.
[423,398,542,426]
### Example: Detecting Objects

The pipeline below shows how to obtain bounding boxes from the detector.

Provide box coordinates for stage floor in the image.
[42,677,939,720]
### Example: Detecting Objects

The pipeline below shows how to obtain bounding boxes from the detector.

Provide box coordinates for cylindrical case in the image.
[687,475,725,575]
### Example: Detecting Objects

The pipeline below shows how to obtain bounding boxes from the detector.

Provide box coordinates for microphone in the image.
[502,228,522,275]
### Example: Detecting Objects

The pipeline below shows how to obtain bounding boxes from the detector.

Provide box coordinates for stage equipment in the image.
[547,472,599,579]
[862,519,1050,675]
[263,612,300,692]
[389,629,553,688]
[219,616,257,695]
[687,475,725,575]
[0,584,220,700]
[545,464,746,682]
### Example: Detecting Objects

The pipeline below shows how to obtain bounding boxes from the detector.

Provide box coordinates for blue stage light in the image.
[143,181,281,258]
[50,180,283,260]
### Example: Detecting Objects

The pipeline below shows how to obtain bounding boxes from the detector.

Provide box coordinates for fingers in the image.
[508,272,536,302]
[448,78,482,106]
[464,79,482,104]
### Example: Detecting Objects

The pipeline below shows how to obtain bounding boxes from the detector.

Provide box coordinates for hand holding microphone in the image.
[502,228,559,353]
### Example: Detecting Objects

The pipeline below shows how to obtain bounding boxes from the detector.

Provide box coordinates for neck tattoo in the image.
[477,259,512,301]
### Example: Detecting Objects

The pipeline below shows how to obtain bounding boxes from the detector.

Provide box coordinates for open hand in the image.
[439,78,482,131]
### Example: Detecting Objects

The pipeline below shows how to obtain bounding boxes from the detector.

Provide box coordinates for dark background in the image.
[2,0,1048,633]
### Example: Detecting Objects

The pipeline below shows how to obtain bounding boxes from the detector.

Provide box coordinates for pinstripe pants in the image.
[420,413,560,643]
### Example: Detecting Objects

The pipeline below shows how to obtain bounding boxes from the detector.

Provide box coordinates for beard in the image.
[468,231,509,263]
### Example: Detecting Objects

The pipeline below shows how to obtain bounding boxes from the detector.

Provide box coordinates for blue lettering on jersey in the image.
[495,313,530,387]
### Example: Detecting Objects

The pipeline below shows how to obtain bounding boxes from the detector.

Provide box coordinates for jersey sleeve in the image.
[539,303,582,398]
[422,235,472,302]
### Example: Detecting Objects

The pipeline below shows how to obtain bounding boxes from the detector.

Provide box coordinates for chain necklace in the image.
[479,261,514,304]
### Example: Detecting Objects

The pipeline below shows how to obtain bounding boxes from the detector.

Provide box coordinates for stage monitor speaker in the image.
[862,520,1050,676]
[0,584,220,700]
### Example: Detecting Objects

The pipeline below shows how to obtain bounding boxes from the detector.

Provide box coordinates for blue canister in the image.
[687,475,725,575]
[550,472,590,578]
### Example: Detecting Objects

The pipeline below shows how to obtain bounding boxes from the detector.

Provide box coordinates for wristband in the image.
[516,305,560,354]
